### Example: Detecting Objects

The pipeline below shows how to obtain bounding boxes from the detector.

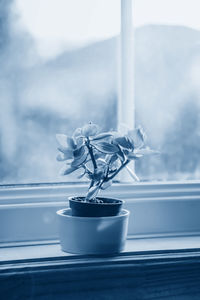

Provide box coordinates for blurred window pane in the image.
[0,0,120,184]
[1,0,200,185]
[133,0,200,181]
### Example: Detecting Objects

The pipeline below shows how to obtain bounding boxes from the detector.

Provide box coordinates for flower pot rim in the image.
[68,196,124,205]
[57,208,130,220]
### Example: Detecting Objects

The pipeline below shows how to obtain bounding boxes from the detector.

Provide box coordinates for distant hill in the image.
[134,25,200,144]
[32,24,200,142]
[16,24,200,182]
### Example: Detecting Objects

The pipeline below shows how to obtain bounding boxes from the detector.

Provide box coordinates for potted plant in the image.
[56,122,154,254]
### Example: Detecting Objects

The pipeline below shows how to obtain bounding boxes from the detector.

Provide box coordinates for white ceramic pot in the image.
[57,208,130,254]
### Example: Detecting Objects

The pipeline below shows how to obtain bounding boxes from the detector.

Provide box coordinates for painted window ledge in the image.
[1,180,200,299]
[1,235,200,262]
[1,237,200,299]
[1,181,200,244]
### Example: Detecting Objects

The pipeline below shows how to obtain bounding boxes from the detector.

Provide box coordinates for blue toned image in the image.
[0,0,200,183]
[1,2,200,300]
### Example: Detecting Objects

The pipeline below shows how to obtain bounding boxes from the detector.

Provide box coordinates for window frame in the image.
[1,0,200,247]
[1,181,200,245]
[118,0,135,129]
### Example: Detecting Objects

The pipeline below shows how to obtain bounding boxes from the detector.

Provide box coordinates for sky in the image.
[13,0,200,58]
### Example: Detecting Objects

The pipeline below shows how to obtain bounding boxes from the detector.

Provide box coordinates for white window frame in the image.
[1,181,200,245]
[1,0,200,247]
[118,0,135,130]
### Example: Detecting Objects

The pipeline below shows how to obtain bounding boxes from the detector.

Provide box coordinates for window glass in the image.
[133,0,200,181]
[0,0,120,183]
[2,0,200,185]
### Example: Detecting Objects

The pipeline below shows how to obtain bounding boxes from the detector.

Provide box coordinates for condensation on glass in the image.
[133,0,200,181]
[0,0,120,184]
[1,0,200,184]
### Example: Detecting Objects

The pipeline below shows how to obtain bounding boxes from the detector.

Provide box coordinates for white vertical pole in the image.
[118,0,134,130]
[118,0,135,182]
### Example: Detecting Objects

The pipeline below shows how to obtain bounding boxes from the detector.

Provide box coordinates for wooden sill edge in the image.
[1,246,200,273]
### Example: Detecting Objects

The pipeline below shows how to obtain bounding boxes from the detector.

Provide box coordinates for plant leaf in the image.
[94,152,104,160]
[93,142,119,154]
[97,158,107,166]
[57,146,74,158]
[117,147,126,162]
[56,153,66,161]
[71,152,87,168]
[57,150,74,161]
[92,132,113,141]
[57,153,73,161]
[67,136,76,149]
[76,137,84,148]
[73,145,85,159]
[127,153,143,160]
[109,154,118,164]
[114,136,134,150]
[128,127,146,148]
[73,127,82,138]
[137,126,146,142]
[60,166,77,176]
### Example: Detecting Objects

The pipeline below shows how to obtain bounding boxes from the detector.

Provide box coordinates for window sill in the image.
[1,181,200,244]
[1,236,200,299]
[1,235,200,262]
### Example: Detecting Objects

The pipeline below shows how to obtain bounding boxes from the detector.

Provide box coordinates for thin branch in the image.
[85,139,97,170]
[125,165,140,181]
[107,159,130,181]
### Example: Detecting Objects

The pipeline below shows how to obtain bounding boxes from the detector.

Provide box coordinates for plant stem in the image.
[89,179,94,189]
[107,159,130,181]
[85,138,97,170]
[125,165,140,181]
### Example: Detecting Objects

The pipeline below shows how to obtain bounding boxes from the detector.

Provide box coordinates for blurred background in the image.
[1,0,200,184]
